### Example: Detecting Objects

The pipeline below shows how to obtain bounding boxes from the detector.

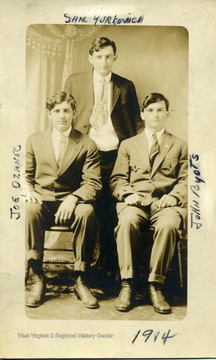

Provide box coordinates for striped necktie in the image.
[149,133,159,167]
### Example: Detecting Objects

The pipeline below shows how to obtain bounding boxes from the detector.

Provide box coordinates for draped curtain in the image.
[26,24,102,136]
[26,24,102,255]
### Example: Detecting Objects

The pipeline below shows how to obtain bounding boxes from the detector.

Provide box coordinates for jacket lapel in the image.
[111,73,121,112]
[136,133,151,170]
[58,129,83,176]
[151,131,174,176]
[85,71,94,109]
[40,129,59,173]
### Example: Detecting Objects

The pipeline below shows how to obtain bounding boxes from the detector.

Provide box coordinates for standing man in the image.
[25,91,102,309]
[64,37,143,275]
[110,93,188,314]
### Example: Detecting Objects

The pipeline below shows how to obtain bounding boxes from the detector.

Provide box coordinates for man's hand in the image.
[26,190,42,204]
[55,195,78,224]
[125,193,141,206]
[158,195,178,209]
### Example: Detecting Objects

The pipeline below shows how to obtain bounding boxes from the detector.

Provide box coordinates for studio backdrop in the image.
[26,24,188,140]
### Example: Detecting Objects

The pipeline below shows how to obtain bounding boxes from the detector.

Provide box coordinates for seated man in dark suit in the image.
[25,91,102,309]
[110,93,188,314]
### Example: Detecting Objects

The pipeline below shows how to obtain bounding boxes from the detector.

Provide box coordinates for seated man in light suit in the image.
[25,91,102,309]
[64,37,143,276]
[110,93,188,314]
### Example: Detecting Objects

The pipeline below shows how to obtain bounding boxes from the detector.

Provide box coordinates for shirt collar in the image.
[144,127,165,140]
[93,70,112,84]
[52,126,72,137]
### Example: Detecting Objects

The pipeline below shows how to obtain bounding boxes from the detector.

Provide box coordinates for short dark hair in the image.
[46,91,76,112]
[141,93,169,112]
[89,37,117,56]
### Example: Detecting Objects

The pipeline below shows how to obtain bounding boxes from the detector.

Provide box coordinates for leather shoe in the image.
[149,283,171,314]
[115,279,133,312]
[25,274,45,307]
[74,276,99,309]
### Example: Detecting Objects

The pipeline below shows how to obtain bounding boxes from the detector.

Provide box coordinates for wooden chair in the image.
[42,224,187,292]
[25,219,187,296]
[43,225,74,265]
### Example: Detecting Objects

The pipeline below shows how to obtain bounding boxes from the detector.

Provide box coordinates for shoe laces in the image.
[119,280,132,297]
[150,284,167,302]
[122,279,132,287]
[31,275,44,289]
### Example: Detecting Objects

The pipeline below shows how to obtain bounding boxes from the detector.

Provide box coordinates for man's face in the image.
[142,100,169,133]
[48,101,73,133]
[88,45,117,77]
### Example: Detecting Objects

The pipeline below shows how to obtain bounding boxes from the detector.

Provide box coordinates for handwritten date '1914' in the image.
[132,329,177,345]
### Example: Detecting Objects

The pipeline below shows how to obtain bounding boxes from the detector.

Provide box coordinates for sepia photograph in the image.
[25,24,188,321]
[0,1,216,359]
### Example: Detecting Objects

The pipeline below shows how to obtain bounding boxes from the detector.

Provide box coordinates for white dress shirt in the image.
[144,127,165,152]
[89,71,119,151]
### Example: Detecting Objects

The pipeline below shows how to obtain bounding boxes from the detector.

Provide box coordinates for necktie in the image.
[57,134,67,167]
[90,78,108,130]
[149,133,159,167]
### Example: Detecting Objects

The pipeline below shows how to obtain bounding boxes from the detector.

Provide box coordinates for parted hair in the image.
[46,91,76,112]
[141,93,169,112]
[89,37,117,55]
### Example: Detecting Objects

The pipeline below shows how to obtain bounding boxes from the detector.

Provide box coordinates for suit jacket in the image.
[110,130,188,220]
[25,128,102,202]
[64,70,144,143]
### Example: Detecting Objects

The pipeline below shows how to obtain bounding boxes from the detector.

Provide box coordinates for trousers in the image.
[95,150,118,273]
[114,204,182,284]
[26,201,98,272]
